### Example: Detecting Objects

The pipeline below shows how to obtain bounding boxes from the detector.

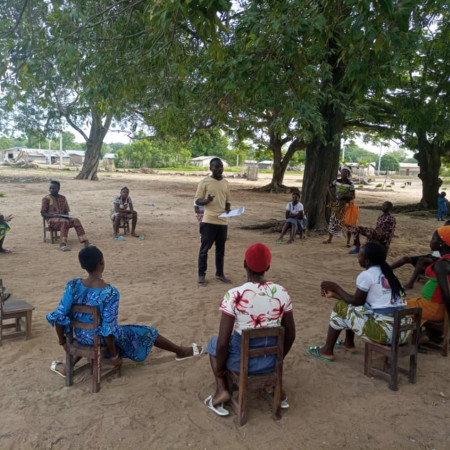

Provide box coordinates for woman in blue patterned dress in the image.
[47,246,202,377]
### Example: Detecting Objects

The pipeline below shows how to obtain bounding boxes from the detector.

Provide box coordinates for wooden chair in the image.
[111,216,130,236]
[43,217,59,243]
[0,279,35,346]
[364,307,422,391]
[227,327,285,426]
[422,310,449,357]
[65,305,121,393]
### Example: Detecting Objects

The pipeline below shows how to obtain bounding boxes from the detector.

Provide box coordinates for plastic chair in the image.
[65,305,121,393]
[364,307,422,391]
[227,327,285,426]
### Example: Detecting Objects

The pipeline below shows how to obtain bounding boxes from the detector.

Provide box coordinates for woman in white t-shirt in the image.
[204,243,296,416]
[307,242,407,362]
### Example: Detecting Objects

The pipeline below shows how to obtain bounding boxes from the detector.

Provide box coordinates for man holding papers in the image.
[195,158,231,286]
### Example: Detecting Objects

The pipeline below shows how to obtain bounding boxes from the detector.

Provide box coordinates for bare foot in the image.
[404,282,414,290]
[286,239,294,244]
[83,240,91,247]
[131,233,139,238]
[322,240,332,244]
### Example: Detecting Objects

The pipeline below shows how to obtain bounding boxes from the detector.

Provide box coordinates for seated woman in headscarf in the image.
[405,226,450,324]
[47,246,202,378]
[307,241,407,362]
[204,243,296,416]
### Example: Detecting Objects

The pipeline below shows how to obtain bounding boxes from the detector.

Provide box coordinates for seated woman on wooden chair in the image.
[47,246,202,378]
[204,243,296,416]
[307,242,407,363]
[112,187,138,238]
[405,227,450,328]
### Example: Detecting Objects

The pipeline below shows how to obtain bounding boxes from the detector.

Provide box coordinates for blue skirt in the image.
[206,332,277,374]
[115,325,159,362]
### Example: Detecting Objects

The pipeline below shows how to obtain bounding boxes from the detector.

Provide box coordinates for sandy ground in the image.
[0,166,448,450]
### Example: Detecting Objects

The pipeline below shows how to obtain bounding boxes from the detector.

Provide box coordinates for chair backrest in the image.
[239,327,285,375]
[67,305,101,348]
[391,307,422,348]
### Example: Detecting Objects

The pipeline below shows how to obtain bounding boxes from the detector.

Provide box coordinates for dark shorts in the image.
[206,332,277,374]
[410,254,439,267]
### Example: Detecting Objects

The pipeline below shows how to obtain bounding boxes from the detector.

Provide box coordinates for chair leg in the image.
[92,350,100,393]
[66,352,74,387]
[272,382,282,420]
[237,383,248,426]
[25,311,32,340]
[364,343,371,376]
[389,355,398,391]
[409,353,417,384]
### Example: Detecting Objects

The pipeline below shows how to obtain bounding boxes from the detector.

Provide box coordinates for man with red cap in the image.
[203,243,296,416]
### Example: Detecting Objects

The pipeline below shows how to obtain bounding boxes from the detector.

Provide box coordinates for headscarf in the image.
[245,243,271,272]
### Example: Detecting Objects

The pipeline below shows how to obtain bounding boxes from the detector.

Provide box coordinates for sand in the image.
[0,167,448,450]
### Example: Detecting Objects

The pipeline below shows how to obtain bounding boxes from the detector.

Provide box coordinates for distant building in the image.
[1,147,70,165]
[345,162,377,176]
[189,156,229,168]
[102,153,116,171]
[399,162,420,176]
[67,150,85,165]
[243,160,273,170]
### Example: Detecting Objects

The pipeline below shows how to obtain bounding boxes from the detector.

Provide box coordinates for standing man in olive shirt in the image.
[195,158,231,286]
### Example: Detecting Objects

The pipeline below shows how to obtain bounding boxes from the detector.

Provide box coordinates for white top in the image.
[286,201,304,215]
[220,282,293,334]
[356,266,406,309]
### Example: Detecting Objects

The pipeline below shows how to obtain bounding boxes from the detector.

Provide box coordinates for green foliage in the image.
[380,154,400,172]
[343,143,378,163]
[115,138,191,169]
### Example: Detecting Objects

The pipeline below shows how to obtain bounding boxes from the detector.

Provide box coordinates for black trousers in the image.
[198,223,228,277]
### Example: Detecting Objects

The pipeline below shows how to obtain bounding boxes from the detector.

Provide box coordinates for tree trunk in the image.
[75,111,113,180]
[259,129,303,192]
[415,136,442,209]
[301,107,344,230]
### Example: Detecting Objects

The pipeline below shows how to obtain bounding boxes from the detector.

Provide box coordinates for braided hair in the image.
[362,242,404,300]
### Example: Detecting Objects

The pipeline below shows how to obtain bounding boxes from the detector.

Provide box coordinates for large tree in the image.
[0,0,231,179]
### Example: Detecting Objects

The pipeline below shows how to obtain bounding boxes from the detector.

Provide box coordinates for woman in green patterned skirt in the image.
[307,242,407,362]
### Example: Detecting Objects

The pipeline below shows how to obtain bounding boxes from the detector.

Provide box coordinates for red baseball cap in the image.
[245,243,271,272]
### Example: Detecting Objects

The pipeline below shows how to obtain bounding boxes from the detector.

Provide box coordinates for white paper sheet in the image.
[219,207,245,218]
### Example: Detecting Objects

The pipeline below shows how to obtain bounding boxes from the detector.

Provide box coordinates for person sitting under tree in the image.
[276,192,305,244]
[0,213,13,254]
[348,201,396,254]
[41,180,90,252]
[112,187,139,238]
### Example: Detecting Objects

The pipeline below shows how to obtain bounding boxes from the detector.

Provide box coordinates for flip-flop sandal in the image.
[336,339,358,354]
[348,248,358,254]
[204,395,230,416]
[59,246,71,252]
[306,346,334,362]
[175,343,203,361]
[50,361,66,378]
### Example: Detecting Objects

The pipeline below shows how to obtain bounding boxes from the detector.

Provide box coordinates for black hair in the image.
[78,246,103,273]
[384,201,393,210]
[50,180,60,188]
[292,191,300,197]
[362,242,404,299]
[121,186,129,192]
[209,157,222,167]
